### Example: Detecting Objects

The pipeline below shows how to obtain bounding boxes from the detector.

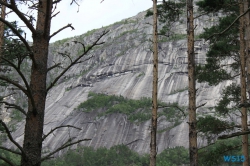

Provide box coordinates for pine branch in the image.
[218,130,250,139]
[0,146,21,155]
[41,138,91,162]
[207,6,250,40]
[0,155,16,166]
[8,0,36,33]
[46,30,109,92]
[42,125,81,141]
[0,75,28,96]
[0,120,26,157]
[0,101,27,116]
[50,24,75,39]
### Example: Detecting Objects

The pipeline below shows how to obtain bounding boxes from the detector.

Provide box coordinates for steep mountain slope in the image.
[3,8,234,156]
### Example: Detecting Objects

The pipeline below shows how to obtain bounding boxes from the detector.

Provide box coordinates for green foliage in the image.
[0,149,21,166]
[145,10,153,17]
[215,83,240,115]
[85,29,97,37]
[197,115,234,144]
[77,92,152,122]
[42,145,189,166]
[53,37,72,46]
[196,14,239,85]
[196,0,237,13]
[157,147,189,166]
[198,137,244,166]
[77,92,185,123]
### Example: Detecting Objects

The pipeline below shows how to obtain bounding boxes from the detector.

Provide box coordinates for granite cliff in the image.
[1,6,233,156]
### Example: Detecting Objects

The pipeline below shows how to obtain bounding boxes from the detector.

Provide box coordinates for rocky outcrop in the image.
[3,6,233,156]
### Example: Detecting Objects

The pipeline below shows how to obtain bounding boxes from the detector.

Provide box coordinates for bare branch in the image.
[0,75,28,96]
[0,101,27,116]
[41,138,91,162]
[51,11,60,19]
[9,0,36,33]
[50,24,75,39]
[0,120,26,156]
[0,17,32,53]
[2,57,31,96]
[72,41,86,52]
[0,155,16,166]
[0,146,21,155]
[47,63,61,73]
[47,30,109,92]
[218,130,250,139]
[42,125,81,141]
[196,102,207,109]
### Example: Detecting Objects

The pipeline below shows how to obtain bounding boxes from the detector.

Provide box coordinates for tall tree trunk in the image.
[239,0,249,166]
[150,0,158,166]
[187,0,197,165]
[21,1,52,166]
[0,0,6,58]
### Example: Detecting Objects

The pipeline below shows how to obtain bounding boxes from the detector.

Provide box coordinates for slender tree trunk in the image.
[0,0,6,58]
[21,1,52,166]
[150,0,158,166]
[187,0,197,165]
[243,0,250,165]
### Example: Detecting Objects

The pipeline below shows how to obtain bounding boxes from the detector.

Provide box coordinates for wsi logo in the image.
[223,155,245,162]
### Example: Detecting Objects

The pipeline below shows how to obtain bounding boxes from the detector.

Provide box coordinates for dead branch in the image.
[46,30,109,92]
[72,41,86,52]
[125,139,143,146]
[0,75,28,96]
[51,11,60,19]
[2,57,31,96]
[8,0,36,33]
[50,24,75,39]
[0,17,32,53]
[42,125,81,141]
[47,63,62,73]
[0,146,21,155]
[41,138,91,162]
[0,101,27,116]
[218,130,250,139]
[0,155,16,166]
[0,120,26,157]
[196,102,207,109]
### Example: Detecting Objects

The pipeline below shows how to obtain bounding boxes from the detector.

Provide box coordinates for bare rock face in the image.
[5,8,231,155]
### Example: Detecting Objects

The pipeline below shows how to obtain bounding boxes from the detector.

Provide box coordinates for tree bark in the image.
[243,0,250,165]
[150,0,158,166]
[20,0,52,166]
[187,0,197,165]
[0,0,6,58]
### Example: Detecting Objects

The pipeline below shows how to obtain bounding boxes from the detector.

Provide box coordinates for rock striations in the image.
[3,7,234,156]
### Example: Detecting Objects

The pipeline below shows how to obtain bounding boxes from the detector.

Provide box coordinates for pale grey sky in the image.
[6,0,152,43]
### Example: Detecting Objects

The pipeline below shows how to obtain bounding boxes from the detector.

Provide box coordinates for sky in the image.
[6,0,152,43]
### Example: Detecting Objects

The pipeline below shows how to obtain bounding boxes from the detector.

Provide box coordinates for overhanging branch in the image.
[42,125,81,141]
[0,146,21,155]
[0,101,27,116]
[0,155,16,166]
[207,6,250,40]
[41,138,91,162]
[49,24,75,39]
[218,130,250,139]
[0,120,26,157]
[47,30,109,92]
